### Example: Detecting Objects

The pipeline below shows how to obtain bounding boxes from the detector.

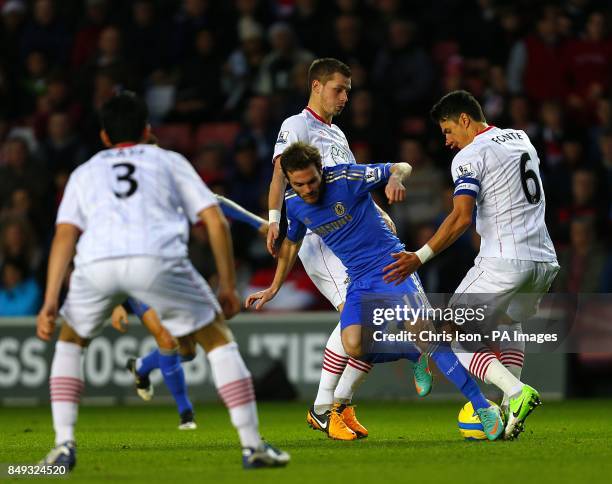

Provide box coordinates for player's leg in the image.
[191,314,289,468]
[300,238,370,439]
[139,257,288,468]
[343,276,503,440]
[40,261,120,470]
[448,258,547,439]
[501,260,560,438]
[40,322,87,470]
[307,321,361,440]
[122,301,196,429]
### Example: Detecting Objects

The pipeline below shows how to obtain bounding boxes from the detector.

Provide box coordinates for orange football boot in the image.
[335,403,368,438]
[306,405,357,440]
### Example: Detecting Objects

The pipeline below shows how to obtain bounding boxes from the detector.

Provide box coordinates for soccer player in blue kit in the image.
[246,141,505,440]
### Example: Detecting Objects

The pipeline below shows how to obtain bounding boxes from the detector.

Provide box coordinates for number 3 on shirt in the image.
[112,162,138,199]
[519,152,541,204]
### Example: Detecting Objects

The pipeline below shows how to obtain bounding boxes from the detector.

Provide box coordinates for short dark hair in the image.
[308,58,351,93]
[100,91,148,144]
[430,90,486,123]
[280,142,322,176]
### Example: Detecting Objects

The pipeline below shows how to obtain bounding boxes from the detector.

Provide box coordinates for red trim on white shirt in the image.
[114,142,139,148]
[304,107,331,126]
[475,125,495,137]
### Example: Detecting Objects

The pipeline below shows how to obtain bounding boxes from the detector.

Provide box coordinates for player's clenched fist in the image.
[36,301,58,341]
[245,287,278,311]
[382,251,422,285]
[385,174,406,204]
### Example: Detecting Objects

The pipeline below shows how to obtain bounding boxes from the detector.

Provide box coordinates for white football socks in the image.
[451,340,523,398]
[50,341,84,446]
[207,342,261,449]
[333,358,373,404]
[499,322,526,405]
[313,323,347,413]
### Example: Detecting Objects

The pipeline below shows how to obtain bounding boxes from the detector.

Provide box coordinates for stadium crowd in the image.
[0,0,610,315]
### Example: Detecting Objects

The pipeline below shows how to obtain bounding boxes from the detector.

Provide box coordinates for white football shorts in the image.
[298,232,348,310]
[450,256,560,322]
[60,256,221,338]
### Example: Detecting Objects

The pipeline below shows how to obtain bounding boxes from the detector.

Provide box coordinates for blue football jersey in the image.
[285,163,405,281]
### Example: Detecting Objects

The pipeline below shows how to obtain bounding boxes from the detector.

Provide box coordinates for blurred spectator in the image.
[458,0,504,63]
[287,0,325,54]
[0,216,42,273]
[328,14,375,67]
[39,111,87,174]
[144,69,176,125]
[71,0,110,69]
[598,128,612,189]
[481,65,510,125]
[0,257,42,316]
[223,18,267,113]
[170,0,218,63]
[545,130,587,208]
[30,73,83,139]
[562,11,611,117]
[507,7,566,102]
[537,100,566,169]
[1,187,50,238]
[0,65,19,121]
[343,89,392,160]
[19,50,49,115]
[78,25,139,99]
[372,19,434,118]
[508,94,539,139]
[390,138,444,237]
[20,0,71,66]
[0,0,27,79]
[553,217,608,292]
[193,143,226,186]
[554,168,608,244]
[255,22,314,96]
[124,0,170,78]
[281,61,310,119]
[588,97,611,162]
[0,136,48,211]
[169,28,223,123]
[237,95,276,162]
[228,136,266,213]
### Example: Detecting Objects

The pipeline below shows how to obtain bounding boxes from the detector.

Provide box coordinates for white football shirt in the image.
[57,144,218,265]
[273,107,356,167]
[451,126,557,262]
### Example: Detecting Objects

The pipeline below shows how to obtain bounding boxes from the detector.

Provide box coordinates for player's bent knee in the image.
[342,326,363,358]
[58,321,89,347]
[157,330,177,351]
[192,313,235,353]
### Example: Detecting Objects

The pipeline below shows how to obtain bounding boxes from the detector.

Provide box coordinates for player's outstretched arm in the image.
[385,162,412,204]
[216,194,268,233]
[245,237,302,310]
[266,156,288,256]
[198,205,241,320]
[37,224,80,341]
[382,194,475,284]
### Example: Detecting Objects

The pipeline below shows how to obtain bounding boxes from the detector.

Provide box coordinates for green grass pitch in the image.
[2,400,611,483]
